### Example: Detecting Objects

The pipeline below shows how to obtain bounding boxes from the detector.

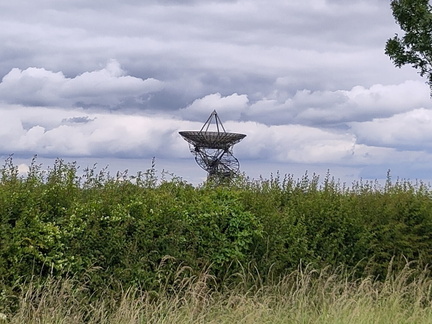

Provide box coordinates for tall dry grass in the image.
[2,262,432,324]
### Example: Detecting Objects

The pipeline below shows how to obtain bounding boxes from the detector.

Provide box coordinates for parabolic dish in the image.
[179,131,246,149]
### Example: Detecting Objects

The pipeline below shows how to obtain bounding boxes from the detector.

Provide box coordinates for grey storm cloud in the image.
[1,0,432,183]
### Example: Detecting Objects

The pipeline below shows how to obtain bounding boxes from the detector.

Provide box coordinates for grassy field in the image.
[2,264,432,324]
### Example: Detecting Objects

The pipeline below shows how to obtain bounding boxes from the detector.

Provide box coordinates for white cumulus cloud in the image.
[0,60,164,109]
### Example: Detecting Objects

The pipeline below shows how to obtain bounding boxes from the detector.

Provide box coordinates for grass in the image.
[2,263,432,324]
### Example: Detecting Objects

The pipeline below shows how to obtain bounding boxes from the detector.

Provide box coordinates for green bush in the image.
[1,157,432,300]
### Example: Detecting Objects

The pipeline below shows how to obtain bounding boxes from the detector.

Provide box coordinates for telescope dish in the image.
[178,131,246,149]
[179,110,246,181]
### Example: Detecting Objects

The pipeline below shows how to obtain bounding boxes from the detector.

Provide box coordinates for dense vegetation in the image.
[1,156,432,321]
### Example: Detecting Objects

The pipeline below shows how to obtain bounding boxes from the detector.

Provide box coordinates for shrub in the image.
[1,157,432,298]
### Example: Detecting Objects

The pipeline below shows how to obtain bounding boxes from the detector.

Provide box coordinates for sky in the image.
[1,0,431,185]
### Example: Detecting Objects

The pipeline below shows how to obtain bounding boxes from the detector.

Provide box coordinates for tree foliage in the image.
[385,0,432,92]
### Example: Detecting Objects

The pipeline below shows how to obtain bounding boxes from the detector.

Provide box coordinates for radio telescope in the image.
[179,110,246,180]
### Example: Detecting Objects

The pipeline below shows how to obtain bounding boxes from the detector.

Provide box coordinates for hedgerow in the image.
[1,156,432,306]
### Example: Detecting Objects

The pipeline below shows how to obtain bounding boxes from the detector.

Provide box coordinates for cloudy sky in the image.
[1,0,431,185]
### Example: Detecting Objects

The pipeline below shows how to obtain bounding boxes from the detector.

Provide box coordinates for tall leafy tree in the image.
[385,0,432,93]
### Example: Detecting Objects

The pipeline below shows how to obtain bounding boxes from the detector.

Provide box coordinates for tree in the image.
[385,0,432,93]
